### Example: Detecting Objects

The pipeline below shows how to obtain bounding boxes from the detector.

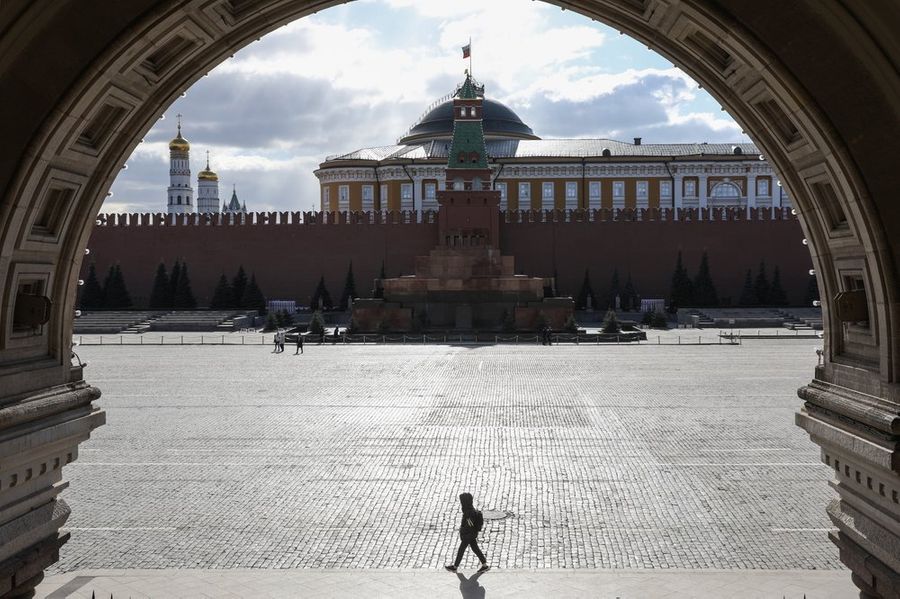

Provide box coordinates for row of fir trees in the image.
[80,260,267,312]
[310,261,359,311]
[208,266,266,312]
[574,251,805,312]
[79,263,133,310]
[148,260,199,310]
[669,251,796,309]
[575,268,642,311]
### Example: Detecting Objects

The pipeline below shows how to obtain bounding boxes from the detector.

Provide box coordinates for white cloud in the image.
[106,0,747,214]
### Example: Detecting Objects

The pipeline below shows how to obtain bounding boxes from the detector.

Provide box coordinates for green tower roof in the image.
[447,73,489,170]
[456,72,483,100]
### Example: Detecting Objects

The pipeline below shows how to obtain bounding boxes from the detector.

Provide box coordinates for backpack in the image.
[472,509,484,533]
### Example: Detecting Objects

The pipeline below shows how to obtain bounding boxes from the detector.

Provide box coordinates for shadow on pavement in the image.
[456,570,486,599]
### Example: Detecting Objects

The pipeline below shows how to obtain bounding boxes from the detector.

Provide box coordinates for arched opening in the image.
[0,1,897,596]
[708,182,742,207]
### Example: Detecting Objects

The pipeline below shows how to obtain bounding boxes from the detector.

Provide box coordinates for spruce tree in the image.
[805,274,821,306]
[79,263,104,311]
[575,269,596,310]
[172,263,197,309]
[101,266,116,309]
[754,260,770,305]
[769,266,789,306]
[169,260,182,309]
[148,262,170,310]
[739,268,757,306]
[102,265,132,309]
[308,311,326,335]
[692,251,719,307]
[622,273,637,311]
[601,309,620,333]
[241,274,266,313]
[339,261,357,311]
[374,261,386,298]
[114,265,133,309]
[607,268,621,309]
[232,266,248,309]
[668,251,693,309]
[209,274,234,310]
[310,275,333,311]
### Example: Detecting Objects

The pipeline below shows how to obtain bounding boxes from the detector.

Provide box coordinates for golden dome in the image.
[169,116,190,152]
[198,151,217,181]
[169,134,190,152]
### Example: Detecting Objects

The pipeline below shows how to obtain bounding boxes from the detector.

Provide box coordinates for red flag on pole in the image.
[462,44,471,59]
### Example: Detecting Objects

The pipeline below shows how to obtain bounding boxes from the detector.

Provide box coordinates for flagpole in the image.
[469,37,472,77]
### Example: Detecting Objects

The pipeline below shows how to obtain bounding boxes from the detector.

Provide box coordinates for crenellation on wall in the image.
[93,207,798,228]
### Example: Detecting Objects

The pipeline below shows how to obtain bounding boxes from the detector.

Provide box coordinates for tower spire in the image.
[177,113,182,136]
[206,150,210,170]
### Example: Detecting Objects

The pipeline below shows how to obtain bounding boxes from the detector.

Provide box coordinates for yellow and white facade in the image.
[316,97,787,215]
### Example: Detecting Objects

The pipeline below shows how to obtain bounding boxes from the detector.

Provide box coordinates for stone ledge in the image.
[798,379,900,436]
[796,410,898,472]
[0,382,101,434]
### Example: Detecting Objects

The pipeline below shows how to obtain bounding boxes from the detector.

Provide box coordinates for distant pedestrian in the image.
[295,332,304,355]
[276,330,285,353]
[272,330,280,353]
[445,492,489,573]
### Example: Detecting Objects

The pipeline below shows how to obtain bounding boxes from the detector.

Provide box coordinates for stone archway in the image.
[0,1,897,596]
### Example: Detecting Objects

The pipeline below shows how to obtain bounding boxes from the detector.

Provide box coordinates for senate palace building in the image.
[315,80,788,215]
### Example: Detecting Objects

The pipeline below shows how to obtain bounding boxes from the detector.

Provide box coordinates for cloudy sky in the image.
[107,0,749,214]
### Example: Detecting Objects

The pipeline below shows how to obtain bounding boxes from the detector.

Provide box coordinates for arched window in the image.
[453,178,464,190]
[469,152,479,163]
[601,148,612,157]
[177,195,182,204]
[458,152,467,164]
[709,182,742,206]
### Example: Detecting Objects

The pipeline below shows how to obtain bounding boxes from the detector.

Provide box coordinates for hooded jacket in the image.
[458,493,480,541]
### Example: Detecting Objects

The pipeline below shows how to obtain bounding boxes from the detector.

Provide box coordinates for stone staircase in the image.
[779,308,823,330]
[122,312,169,334]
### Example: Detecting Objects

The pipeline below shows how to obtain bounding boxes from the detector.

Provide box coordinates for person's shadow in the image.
[456,570,486,599]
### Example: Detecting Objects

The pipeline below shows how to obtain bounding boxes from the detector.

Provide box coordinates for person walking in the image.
[445,492,489,573]
[295,331,304,355]
[272,330,280,353]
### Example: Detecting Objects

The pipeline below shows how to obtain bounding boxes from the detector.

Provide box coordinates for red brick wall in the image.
[500,218,811,305]
[82,213,811,308]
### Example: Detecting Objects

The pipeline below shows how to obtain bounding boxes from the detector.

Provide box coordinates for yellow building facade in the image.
[315,96,787,215]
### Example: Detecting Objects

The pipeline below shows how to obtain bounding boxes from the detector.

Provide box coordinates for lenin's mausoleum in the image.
[83,75,811,309]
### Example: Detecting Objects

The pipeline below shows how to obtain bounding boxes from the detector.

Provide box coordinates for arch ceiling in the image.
[0,1,898,596]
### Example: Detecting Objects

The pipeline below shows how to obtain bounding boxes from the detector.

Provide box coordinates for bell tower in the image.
[167,114,194,214]
[196,151,220,214]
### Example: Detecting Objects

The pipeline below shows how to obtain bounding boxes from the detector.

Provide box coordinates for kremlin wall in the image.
[83,207,810,309]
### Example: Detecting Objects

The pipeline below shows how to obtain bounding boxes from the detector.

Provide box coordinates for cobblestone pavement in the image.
[51,339,841,573]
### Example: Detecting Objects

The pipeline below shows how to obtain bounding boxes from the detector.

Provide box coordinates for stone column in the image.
[413,176,423,222]
[673,174,684,214]
[698,174,709,217]
[746,174,757,217]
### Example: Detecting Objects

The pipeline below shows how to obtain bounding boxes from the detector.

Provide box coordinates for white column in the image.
[413,176,424,222]
[673,175,683,213]
[746,174,757,217]
[698,174,709,217]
